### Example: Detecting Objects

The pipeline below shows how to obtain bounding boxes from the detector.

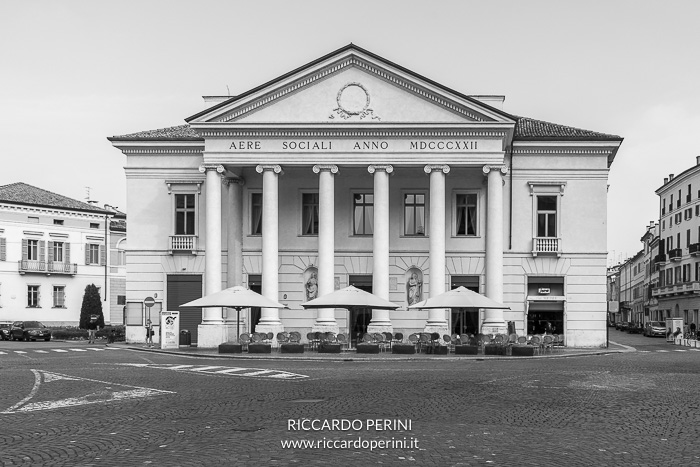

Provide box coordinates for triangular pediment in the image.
[187,45,515,126]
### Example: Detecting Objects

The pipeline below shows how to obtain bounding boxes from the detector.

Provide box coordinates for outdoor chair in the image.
[337,333,349,350]
[393,332,404,345]
[542,334,554,353]
[239,333,251,351]
[443,334,455,352]
[289,331,302,344]
[383,332,394,350]
[276,332,289,350]
[408,333,420,352]
[528,335,542,355]
[419,333,431,353]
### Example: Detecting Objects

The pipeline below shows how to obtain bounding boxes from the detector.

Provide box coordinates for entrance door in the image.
[450,275,480,335]
[167,275,202,345]
[348,275,372,347]
[248,275,262,333]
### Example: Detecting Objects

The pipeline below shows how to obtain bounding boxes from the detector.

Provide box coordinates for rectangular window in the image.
[88,244,100,264]
[677,233,681,249]
[53,286,65,308]
[53,242,64,262]
[537,196,557,237]
[670,194,674,212]
[175,193,196,235]
[28,285,39,307]
[404,193,426,236]
[678,189,682,207]
[301,193,319,235]
[90,223,100,229]
[28,216,39,223]
[675,266,681,284]
[27,239,39,261]
[688,184,692,203]
[53,219,64,225]
[353,193,374,235]
[250,192,262,235]
[455,193,477,236]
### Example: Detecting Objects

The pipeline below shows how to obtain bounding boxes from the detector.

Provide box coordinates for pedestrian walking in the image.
[87,314,99,344]
[145,319,154,347]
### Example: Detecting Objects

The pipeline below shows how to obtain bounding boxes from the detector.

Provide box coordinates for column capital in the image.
[223,177,245,187]
[255,164,283,174]
[313,164,339,174]
[424,164,451,175]
[368,164,393,174]
[199,164,225,174]
[482,164,509,175]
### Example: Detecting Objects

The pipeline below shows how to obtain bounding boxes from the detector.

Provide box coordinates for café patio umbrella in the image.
[181,286,286,342]
[408,286,510,310]
[301,285,400,311]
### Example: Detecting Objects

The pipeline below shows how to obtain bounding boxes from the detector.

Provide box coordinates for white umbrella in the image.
[181,286,286,341]
[301,286,400,310]
[408,286,509,310]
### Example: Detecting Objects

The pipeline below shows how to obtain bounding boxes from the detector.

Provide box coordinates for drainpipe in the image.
[508,142,514,251]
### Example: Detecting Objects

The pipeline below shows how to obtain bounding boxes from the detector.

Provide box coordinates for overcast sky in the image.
[2,0,699,265]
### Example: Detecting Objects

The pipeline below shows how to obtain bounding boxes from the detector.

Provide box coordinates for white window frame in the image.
[249,190,263,236]
[53,285,66,308]
[88,244,100,265]
[452,190,479,237]
[300,190,319,236]
[528,182,565,239]
[27,239,39,261]
[402,190,427,237]
[27,284,40,308]
[166,181,202,237]
[351,191,374,236]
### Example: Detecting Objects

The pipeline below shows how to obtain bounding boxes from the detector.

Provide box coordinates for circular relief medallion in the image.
[336,83,370,115]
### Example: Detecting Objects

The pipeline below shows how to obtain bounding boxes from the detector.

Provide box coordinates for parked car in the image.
[10,321,51,341]
[627,322,643,334]
[616,321,630,331]
[0,322,11,340]
[644,321,666,337]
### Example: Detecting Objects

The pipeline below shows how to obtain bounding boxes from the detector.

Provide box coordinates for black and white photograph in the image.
[1,1,700,465]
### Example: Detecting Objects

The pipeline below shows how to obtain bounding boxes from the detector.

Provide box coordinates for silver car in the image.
[644,321,666,337]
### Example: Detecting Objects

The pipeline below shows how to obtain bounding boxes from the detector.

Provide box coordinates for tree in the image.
[79,284,104,329]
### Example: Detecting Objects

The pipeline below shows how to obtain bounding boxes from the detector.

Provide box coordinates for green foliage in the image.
[79,284,104,329]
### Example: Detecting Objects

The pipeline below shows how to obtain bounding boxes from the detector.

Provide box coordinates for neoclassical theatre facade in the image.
[109,45,622,347]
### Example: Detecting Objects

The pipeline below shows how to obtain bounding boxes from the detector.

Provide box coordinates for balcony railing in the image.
[669,248,682,261]
[170,235,198,254]
[652,281,700,297]
[18,260,45,273]
[690,243,700,256]
[532,237,561,256]
[654,253,667,264]
[48,261,78,275]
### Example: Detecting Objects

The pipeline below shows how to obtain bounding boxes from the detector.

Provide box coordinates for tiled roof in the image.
[112,118,621,142]
[110,124,201,140]
[514,117,621,140]
[0,183,110,214]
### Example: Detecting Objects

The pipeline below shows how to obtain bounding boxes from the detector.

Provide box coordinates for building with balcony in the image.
[0,183,124,326]
[109,44,622,347]
[653,157,700,326]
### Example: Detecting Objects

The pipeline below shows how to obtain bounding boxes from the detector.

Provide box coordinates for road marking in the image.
[34,350,48,353]
[115,363,308,380]
[1,370,175,414]
[51,349,69,352]
[14,351,27,354]
[69,348,87,352]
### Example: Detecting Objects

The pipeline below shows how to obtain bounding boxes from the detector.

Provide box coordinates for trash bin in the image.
[179,329,191,346]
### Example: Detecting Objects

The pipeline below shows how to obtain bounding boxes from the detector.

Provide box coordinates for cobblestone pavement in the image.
[0,330,699,466]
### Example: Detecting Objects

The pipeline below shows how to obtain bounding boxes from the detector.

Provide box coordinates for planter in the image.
[454,345,478,355]
[432,346,449,355]
[318,343,341,354]
[392,344,416,355]
[511,345,535,357]
[356,344,380,354]
[484,344,506,356]
[248,343,272,354]
[218,343,242,354]
[281,344,305,354]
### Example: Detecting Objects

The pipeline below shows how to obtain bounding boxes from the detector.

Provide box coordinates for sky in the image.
[1,0,699,266]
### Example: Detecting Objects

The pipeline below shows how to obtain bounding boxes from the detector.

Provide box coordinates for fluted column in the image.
[367,164,393,333]
[312,165,339,334]
[224,177,245,338]
[200,164,224,323]
[424,165,450,335]
[482,164,508,335]
[255,164,284,335]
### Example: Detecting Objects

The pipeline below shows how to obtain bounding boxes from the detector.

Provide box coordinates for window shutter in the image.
[48,241,54,263]
[39,241,46,263]
[0,237,5,261]
[85,244,91,265]
[99,245,106,266]
[37,286,41,307]
[22,239,28,261]
[65,242,71,263]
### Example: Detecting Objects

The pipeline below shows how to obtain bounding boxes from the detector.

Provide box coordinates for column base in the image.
[423,323,450,339]
[311,323,340,335]
[197,323,241,348]
[481,320,508,335]
[367,323,393,334]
